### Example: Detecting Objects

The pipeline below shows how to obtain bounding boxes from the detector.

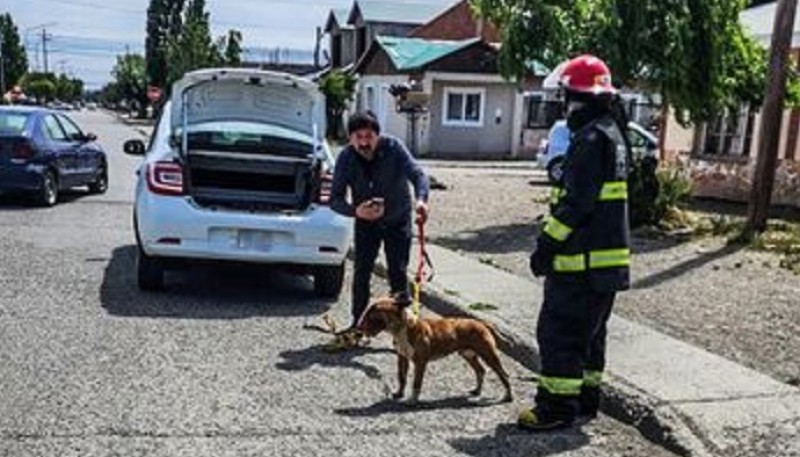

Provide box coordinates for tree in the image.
[318,70,357,139]
[0,13,28,91]
[25,79,56,103]
[112,53,148,117]
[146,0,185,90]
[55,73,84,101]
[98,81,122,106]
[222,29,243,66]
[471,0,770,124]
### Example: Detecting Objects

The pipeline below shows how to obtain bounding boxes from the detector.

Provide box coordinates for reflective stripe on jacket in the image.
[541,115,631,292]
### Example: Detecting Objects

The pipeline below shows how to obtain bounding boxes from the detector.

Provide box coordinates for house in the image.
[347,0,551,158]
[324,0,456,70]
[663,1,800,207]
[409,0,500,42]
[323,8,357,69]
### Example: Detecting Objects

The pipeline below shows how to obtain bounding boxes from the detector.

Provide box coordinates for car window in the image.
[147,108,168,152]
[56,114,84,141]
[0,112,30,134]
[43,115,68,141]
[548,123,571,155]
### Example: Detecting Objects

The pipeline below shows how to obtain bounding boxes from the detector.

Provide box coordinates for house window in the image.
[526,92,561,128]
[701,105,754,157]
[331,35,342,68]
[443,87,485,127]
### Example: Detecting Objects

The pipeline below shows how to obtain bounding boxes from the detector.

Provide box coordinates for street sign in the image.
[147,86,162,103]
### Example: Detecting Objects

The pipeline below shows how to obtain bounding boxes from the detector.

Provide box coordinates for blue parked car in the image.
[0,106,107,206]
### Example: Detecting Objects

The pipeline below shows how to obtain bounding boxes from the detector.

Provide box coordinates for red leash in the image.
[412,219,434,314]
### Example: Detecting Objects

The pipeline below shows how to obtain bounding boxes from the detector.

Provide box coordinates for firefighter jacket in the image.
[542,114,631,292]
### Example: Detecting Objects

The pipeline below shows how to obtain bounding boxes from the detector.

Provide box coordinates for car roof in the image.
[0,106,54,116]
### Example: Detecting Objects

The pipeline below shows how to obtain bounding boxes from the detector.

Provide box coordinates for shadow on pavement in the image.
[448,423,591,457]
[433,222,540,255]
[335,396,501,418]
[100,245,336,319]
[0,189,95,210]
[276,343,392,380]
[632,242,745,290]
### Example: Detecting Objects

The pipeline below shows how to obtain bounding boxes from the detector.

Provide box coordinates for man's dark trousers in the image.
[535,276,616,419]
[351,219,411,325]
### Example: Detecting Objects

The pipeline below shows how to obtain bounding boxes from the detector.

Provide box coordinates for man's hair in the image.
[347,111,381,135]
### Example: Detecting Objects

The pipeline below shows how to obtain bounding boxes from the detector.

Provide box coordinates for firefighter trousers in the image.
[535,275,616,420]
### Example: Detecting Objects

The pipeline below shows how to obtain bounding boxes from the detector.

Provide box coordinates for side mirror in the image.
[84,132,98,142]
[123,139,146,156]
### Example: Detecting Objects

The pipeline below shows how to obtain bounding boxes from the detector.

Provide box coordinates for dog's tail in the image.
[484,321,514,348]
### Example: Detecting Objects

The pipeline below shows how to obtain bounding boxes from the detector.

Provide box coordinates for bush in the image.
[628,160,692,228]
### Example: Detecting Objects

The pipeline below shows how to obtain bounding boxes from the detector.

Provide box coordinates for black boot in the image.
[578,385,601,420]
[518,390,577,432]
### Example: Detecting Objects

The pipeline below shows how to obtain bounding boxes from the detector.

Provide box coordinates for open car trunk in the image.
[184,129,319,212]
[171,69,326,212]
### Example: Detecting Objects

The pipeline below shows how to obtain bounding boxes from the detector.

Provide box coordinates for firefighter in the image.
[519,55,632,431]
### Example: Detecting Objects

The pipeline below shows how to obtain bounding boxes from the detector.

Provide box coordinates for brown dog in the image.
[357,295,513,404]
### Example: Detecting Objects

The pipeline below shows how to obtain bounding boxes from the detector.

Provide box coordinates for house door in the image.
[364,84,388,128]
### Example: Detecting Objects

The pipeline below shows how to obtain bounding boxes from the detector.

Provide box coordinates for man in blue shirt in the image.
[331,112,430,328]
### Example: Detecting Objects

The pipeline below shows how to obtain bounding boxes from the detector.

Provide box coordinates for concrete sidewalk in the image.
[374,242,800,457]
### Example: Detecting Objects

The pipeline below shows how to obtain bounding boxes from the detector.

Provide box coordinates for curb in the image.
[365,254,714,457]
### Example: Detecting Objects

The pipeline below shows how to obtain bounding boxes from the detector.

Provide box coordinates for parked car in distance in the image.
[0,106,108,206]
[537,119,659,182]
[123,68,352,296]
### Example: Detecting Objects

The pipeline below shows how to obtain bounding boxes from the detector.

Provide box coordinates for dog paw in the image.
[392,391,405,400]
[469,388,482,397]
[501,393,514,403]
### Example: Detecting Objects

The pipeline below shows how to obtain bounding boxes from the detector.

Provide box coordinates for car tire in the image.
[88,163,108,194]
[35,169,59,207]
[314,262,345,298]
[137,244,165,291]
[547,157,565,184]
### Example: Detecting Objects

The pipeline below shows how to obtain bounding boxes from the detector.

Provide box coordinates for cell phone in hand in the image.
[370,198,385,208]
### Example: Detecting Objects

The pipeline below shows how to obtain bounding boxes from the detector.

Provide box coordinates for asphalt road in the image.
[0,111,676,457]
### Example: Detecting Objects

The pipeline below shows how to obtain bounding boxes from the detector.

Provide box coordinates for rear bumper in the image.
[136,192,353,266]
[0,164,45,192]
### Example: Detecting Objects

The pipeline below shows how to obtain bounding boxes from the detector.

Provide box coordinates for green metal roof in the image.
[376,35,481,71]
[350,0,454,25]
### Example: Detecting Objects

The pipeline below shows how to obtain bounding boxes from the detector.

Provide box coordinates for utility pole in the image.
[41,28,51,74]
[24,23,56,73]
[746,0,799,234]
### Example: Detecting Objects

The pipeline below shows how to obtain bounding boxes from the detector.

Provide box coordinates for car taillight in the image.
[146,161,184,196]
[11,141,36,161]
[317,172,333,205]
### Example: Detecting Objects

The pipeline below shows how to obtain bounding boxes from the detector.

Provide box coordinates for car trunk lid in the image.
[169,69,328,213]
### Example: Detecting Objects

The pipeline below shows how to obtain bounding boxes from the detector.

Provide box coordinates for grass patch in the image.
[639,205,800,274]
[468,302,499,311]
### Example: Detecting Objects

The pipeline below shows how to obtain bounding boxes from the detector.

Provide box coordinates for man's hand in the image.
[415,200,429,225]
[355,199,384,221]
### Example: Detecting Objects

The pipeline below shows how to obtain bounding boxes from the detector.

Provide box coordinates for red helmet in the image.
[544,54,617,95]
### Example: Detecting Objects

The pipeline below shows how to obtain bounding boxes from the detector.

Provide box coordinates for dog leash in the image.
[412,218,434,316]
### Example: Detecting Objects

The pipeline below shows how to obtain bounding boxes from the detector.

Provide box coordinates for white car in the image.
[123,68,353,296]
[537,120,659,182]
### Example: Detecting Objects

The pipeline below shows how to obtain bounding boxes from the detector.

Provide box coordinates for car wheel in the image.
[137,244,165,291]
[36,170,59,207]
[88,163,108,194]
[314,262,345,298]
[547,157,565,184]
